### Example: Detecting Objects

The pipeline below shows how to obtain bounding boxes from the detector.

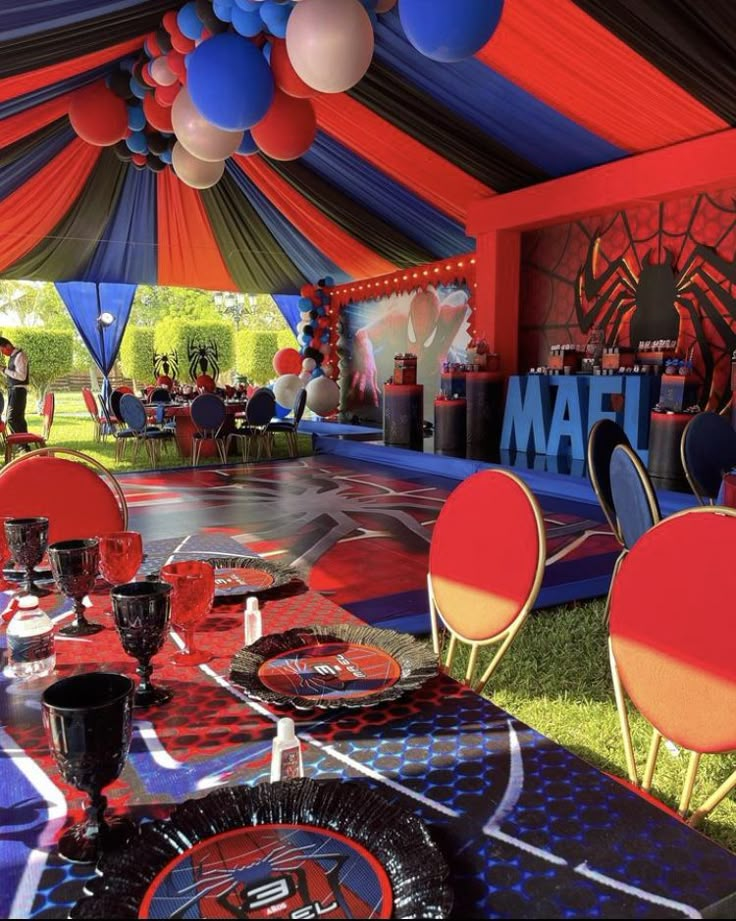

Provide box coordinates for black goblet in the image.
[42,672,135,864]
[48,539,103,637]
[4,516,52,596]
[111,581,173,707]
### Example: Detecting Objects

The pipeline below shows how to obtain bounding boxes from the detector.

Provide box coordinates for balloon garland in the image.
[67,0,504,186]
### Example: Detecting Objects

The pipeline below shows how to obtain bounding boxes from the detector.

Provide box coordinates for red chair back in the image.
[81,387,99,420]
[42,391,55,438]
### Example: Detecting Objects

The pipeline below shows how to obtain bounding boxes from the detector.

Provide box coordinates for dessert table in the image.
[2,534,736,918]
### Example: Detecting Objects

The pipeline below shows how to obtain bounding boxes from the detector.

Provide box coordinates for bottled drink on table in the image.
[244,595,262,646]
[5,595,56,679]
[270,717,303,783]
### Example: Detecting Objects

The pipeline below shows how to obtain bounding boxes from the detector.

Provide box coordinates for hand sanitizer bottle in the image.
[244,596,262,646]
[270,717,303,782]
[5,595,56,679]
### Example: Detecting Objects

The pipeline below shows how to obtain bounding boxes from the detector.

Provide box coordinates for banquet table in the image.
[2,533,736,919]
[145,400,248,458]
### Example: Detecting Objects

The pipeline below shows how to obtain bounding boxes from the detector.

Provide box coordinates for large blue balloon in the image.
[188,33,274,130]
[399,0,504,63]
[178,2,204,40]
[231,7,263,37]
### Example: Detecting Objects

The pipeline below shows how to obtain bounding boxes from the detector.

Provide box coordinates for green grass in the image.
[443,600,736,852]
[32,391,312,474]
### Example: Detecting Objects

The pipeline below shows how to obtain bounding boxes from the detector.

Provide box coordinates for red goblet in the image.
[159,560,215,667]
[98,532,144,585]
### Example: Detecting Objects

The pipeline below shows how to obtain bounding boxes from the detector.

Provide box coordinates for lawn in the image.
[29,394,736,852]
[35,391,311,473]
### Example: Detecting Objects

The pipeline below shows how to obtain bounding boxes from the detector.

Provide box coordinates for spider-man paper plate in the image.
[70,779,452,920]
[230,624,438,710]
[154,556,301,599]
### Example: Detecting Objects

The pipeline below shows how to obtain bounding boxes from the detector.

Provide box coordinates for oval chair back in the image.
[587,419,631,545]
[150,387,172,404]
[608,506,736,824]
[428,469,546,692]
[119,393,148,435]
[110,388,129,422]
[292,387,307,428]
[42,391,55,439]
[81,386,99,422]
[609,445,661,551]
[246,388,276,427]
[681,411,736,504]
[191,393,226,435]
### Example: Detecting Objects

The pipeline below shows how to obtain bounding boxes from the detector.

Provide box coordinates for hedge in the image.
[2,327,73,394]
[155,318,235,382]
[236,330,279,384]
[277,328,298,351]
[119,326,155,384]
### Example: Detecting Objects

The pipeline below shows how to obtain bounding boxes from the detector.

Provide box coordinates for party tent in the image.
[0,1,732,294]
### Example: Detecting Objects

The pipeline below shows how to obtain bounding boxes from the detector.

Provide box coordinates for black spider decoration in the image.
[576,236,736,408]
[153,350,179,380]
[188,340,220,381]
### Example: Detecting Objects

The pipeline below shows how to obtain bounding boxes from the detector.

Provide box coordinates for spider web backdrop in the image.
[520,190,736,409]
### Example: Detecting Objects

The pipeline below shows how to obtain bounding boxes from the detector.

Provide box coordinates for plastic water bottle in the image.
[270,717,303,783]
[5,596,56,679]
[244,596,262,646]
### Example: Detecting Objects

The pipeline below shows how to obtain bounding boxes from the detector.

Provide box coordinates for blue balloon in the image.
[178,2,204,40]
[237,131,259,156]
[320,332,330,343]
[260,0,291,39]
[323,275,334,287]
[119,56,136,73]
[399,0,503,63]
[160,148,173,164]
[311,367,325,379]
[188,33,274,130]
[234,0,260,11]
[129,75,148,100]
[127,105,146,131]
[232,7,263,37]
[126,130,148,154]
[273,401,290,419]
[262,42,272,65]
[298,297,312,310]
[213,0,234,24]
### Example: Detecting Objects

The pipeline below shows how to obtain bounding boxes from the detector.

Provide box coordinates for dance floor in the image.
[123,454,620,633]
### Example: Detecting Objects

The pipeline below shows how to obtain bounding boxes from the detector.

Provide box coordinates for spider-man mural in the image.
[520,191,736,409]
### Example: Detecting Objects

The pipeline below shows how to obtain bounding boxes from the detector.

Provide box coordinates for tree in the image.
[1,327,73,396]
[236,330,279,384]
[277,328,298,350]
[119,326,155,385]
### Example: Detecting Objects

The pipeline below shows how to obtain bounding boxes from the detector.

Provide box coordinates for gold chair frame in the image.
[609,505,736,826]
[427,471,547,693]
[586,418,627,547]
[680,415,716,506]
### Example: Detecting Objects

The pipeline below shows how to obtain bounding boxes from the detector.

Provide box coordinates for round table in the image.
[147,400,248,458]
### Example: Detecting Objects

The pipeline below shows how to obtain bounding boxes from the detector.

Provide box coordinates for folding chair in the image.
[587,418,631,546]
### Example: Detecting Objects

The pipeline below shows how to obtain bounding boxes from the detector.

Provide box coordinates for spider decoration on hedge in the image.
[575,236,736,408]
[188,340,220,382]
[153,350,179,380]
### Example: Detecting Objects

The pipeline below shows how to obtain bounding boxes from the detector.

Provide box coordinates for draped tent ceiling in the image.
[0,0,733,294]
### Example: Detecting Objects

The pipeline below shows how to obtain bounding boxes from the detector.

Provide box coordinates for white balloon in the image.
[172,87,243,162]
[306,376,339,416]
[151,56,178,86]
[301,357,316,372]
[299,370,312,384]
[171,142,225,189]
[273,373,302,409]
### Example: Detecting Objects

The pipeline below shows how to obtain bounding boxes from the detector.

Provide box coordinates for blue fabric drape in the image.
[375,8,625,176]
[303,132,472,258]
[1,2,145,40]
[55,281,135,399]
[226,159,349,286]
[0,67,112,119]
[272,295,302,336]
[83,164,157,284]
[0,121,73,202]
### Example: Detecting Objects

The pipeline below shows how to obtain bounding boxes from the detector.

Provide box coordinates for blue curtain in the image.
[0,67,111,119]
[0,122,73,202]
[272,295,302,336]
[1,2,144,40]
[55,281,136,400]
[83,165,157,284]
[375,8,625,175]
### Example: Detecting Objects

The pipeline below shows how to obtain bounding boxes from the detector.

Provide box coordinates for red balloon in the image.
[252,90,316,161]
[132,153,147,166]
[69,81,128,147]
[146,31,161,58]
[142,62,157,87]
[155,82,180,107]
[270,40,317,99]
[167,50,186,80]
[273,348,303,376]
[311,336,321,349]
[163,10,179,34]
[143,93,173,133]
[170,30,195,54]
[300,284,316,298]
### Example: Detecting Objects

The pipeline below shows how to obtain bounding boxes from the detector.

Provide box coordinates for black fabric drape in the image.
[201,169,306,294]
[349,59,548,193]
[266,156,436,268]
[572,0,736,124]
[0,2,178,79]
[0,118,70,166]
[4,148,127,280]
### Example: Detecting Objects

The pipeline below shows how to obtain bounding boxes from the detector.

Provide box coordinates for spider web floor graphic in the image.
[121,456,620,633]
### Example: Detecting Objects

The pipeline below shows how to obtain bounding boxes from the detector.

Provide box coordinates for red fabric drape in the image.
[238,155,396,279]
[0,37,146,104]
[1,93,75,148]
[156,170,236,290]
[313,94,492,223]
[0,138,100,270]
[478,0,726,152]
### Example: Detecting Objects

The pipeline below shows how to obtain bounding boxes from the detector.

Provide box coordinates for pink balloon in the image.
[172,87,243,162]
[150,56,178,86]
[286,0,374,94]
[171,142,225,189]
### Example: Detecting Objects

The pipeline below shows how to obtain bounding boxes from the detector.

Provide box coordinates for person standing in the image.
[0,337,29,433]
